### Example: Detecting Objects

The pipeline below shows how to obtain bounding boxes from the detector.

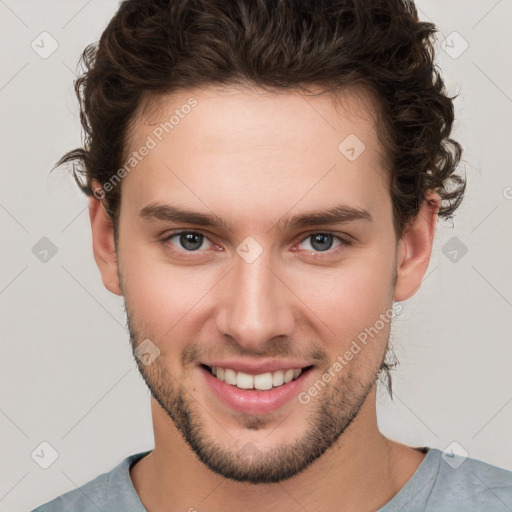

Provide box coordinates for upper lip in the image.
[200,359,313,375]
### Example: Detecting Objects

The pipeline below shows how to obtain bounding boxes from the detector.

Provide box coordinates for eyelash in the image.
[159,230,352,259]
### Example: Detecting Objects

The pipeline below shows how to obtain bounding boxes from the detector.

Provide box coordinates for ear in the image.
[393,191,440,301]
[88,191,123,296]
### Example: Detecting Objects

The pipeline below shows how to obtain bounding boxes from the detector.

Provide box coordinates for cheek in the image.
[119,237,218,337]
[127,268,216,333]
[289,251,395,346]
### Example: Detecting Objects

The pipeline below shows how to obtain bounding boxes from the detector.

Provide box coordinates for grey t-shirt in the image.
[31,447,512,511]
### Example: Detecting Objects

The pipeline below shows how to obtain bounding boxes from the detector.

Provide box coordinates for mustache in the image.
[180,338,328,368]
[125,306,328,367]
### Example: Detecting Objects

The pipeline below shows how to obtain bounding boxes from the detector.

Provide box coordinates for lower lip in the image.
[200,365,313,415]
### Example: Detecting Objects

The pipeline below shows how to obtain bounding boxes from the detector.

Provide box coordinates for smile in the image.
[204,365,305,391]
[200,363,315,415]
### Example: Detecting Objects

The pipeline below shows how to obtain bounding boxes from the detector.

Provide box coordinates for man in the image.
[33,0,511,510]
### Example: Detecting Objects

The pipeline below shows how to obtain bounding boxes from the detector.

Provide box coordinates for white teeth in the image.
[224,368,237,385]
[253,372,273,390]
[283,369,294,384]
[236,371,254,389]
[272,370,284,387]
[210,366,304,390]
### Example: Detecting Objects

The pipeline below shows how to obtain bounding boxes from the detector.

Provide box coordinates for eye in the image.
[296,232,350,256]
[162,231,214,253]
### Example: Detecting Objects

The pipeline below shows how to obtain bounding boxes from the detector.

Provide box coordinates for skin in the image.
[89,85,439,511]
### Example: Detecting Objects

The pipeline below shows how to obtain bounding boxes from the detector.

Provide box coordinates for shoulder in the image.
[381,447,512,512]
[30,451,150,512]
[430,449,512,510]
[30,473,109,512]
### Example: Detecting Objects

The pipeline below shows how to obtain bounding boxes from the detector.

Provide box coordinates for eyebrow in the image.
[139,202,372,232]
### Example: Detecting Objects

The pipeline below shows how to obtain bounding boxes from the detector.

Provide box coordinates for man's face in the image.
[116,86,398,483]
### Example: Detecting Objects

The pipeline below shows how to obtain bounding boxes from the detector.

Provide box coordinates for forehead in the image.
[121,85,390,227]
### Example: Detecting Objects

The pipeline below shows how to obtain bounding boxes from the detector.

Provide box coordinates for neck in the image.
[130,385,425,512]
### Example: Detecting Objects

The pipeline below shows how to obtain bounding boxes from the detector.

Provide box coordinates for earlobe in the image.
[89,194,123,296]
[393,191,440,302]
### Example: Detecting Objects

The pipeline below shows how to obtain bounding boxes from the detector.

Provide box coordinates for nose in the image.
[215,248,296,353]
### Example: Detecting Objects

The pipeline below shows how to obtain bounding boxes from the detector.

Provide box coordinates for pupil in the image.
[181,233,203,251]
[311,233,332,252]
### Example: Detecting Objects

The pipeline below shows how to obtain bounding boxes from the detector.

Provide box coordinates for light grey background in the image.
[1,1,511,511]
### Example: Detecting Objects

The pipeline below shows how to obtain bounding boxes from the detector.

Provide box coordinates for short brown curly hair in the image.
[60,0,464,240]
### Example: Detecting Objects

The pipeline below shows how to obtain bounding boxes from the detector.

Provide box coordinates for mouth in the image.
[199,363,315,415]
[200,364,313,391]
